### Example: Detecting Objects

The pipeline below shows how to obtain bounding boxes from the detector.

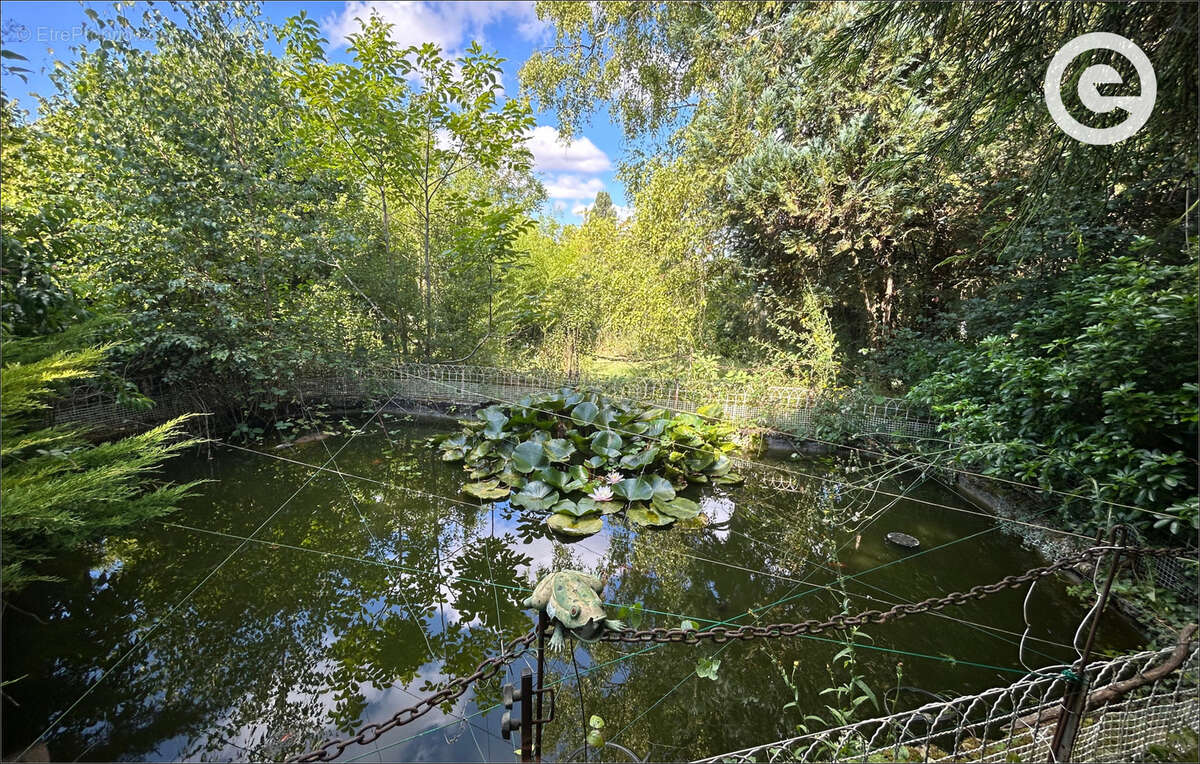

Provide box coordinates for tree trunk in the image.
[423,129,433,363]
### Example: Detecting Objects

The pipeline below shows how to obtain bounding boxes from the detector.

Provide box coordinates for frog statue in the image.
[523,570,626,651]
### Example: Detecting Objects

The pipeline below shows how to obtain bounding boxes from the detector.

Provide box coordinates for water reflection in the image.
[2,420,1142,762]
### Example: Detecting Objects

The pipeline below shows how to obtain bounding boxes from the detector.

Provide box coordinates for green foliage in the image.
[280,10,536,362]
[434,388,740,537]
[1,347,202,593]
[911,255,1198,536]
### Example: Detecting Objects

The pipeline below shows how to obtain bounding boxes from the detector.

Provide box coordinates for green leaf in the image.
[646,474,676,501]
[626,504,674,527]
[695,657,721,680]
[613,476,654,502]
[705,454,732,476]
[510,481,559,510]
[652,496,701,519]
[550,498,597,517]
[461,479,510,500]
[543,438,576,462]
[578,497,623,515]
[570,400,599,426]
[547,512,603,536]
[586,730,605,748]
[590,430,623,458]
[512,440,549,473]
[619,446,659,470]
[589,715,605,730]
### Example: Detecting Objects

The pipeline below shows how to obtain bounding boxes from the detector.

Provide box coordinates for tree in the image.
[281,11,536,362]
[36,2,373,397]
[1,198,201,595]
[589,190,615,220]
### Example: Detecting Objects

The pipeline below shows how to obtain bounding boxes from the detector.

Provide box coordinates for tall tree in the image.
[589,190,615,220]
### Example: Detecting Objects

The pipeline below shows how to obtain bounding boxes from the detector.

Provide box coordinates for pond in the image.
[3,412,1144,762]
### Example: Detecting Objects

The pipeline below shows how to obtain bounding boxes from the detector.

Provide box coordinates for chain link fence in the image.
[695,636,1198,763]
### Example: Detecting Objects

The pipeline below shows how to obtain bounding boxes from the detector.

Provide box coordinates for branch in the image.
[1011,623,1198,731]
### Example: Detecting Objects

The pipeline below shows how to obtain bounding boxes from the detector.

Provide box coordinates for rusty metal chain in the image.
[596,545,1191,645]
[288,629,538,763]
[286,544,1187,761]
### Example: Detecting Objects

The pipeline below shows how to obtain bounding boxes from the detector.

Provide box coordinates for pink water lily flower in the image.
[588,485,614,502]
[604,471,624,485]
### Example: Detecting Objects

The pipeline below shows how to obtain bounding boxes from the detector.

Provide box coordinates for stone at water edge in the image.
[885,531,920,549]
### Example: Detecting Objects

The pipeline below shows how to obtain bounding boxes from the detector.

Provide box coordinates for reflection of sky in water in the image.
[1,421,1146,763]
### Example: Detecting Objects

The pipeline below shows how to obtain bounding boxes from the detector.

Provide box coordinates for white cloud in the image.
[543,175,606,201]
[525,125,611,175]
[324,1,547,55]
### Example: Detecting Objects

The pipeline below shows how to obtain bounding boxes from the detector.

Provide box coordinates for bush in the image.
[910,253,1198,537]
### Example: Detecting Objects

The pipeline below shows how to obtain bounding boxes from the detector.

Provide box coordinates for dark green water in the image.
[3,415,1143,762]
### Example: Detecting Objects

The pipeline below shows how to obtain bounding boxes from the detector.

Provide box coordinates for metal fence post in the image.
[1048,527,1126,762]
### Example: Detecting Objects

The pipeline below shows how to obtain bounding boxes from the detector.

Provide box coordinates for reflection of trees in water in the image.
[1,427,537,761]
[4,425,1036,763]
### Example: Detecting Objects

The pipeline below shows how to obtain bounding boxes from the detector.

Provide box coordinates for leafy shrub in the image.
[911,254,1198,536]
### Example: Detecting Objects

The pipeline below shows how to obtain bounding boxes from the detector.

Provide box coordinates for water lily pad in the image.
[461,479,510,500]
[438,432,468,450]
[626,504,675,527]
[543,438,576,462]
[684,450,716,471]
[596,406,619,428]
[584,455,606,469]
[620,447,659,470]
[550,498,598,517]
[705,454,732,476]
[512,440,549,473]
[547,512,603,536]
[642,418,670,437]
[441,449,465,462]
[511,481,559,511]
[712,473,744,486]
[613,476,654,502]
[590,430,623,458]
[646,474,676,502]
[467,440,494,462]
[578,497,623,515]
[652,496,700,519]
[570,400,599,426]
[468,463,499,480]
[496,469,526,489]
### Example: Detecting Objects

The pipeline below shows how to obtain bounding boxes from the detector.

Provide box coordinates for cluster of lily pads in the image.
[435,388,744,538]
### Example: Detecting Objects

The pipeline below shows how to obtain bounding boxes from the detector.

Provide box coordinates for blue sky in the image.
[0,0,628,224]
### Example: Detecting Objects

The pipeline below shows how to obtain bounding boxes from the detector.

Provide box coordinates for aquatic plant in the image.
[436,388,744,537]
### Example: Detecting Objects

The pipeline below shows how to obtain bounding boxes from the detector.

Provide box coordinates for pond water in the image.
[3,413,1144,762]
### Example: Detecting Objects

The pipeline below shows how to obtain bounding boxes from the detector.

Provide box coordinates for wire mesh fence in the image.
[694,637,1199,763]
[47,363,940,441]
[372,363,940,440]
